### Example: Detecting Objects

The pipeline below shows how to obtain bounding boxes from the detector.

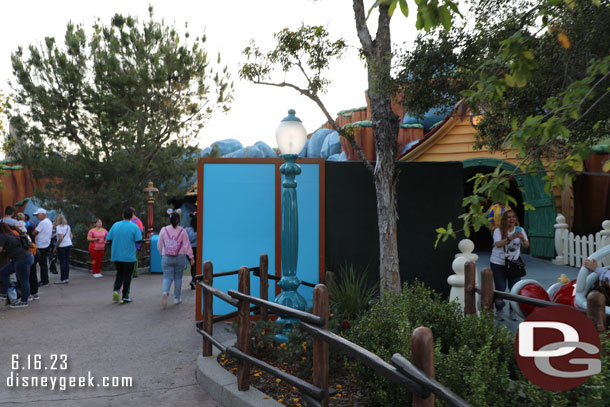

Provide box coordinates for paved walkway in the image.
[1,253,584,406]
[0,266,232,407]
[474,251,581,332]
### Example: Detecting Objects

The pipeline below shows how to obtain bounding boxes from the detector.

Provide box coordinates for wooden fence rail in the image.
[464,261,608,333]
[196,254,471,407]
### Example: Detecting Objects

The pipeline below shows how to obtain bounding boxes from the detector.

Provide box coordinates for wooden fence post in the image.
[237,266,251,391]
[480,268,494,313]
[464,261,476,315]
[325,271,335,289]
[202,261,213,357]
[313,284,329,407]
[259,254,269,322]
[412,327,435,407]
[587,291,607,333]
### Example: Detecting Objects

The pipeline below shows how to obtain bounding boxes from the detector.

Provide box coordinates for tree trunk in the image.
[369,92,401,294]
[353,0,402,294]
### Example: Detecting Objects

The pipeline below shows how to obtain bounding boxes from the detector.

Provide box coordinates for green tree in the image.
[5,7,232,227]
[241,1,459,293]
[393,0,610,240]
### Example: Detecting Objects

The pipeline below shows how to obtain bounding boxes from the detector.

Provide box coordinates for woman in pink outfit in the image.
[157,210,194,308]
[87,219,108,277]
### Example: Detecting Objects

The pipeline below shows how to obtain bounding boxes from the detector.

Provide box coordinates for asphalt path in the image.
[0,266,232,407]
[474,251,580,332]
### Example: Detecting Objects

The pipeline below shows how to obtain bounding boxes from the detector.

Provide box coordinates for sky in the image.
[0,0,419,152]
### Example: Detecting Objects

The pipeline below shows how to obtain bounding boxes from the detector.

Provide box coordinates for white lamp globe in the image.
[276,109,307,155]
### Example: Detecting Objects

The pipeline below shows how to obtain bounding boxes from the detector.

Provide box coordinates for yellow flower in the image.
[276,378,282,383]
[293,398,300,402]
[336,384,342,389]
[260,331,265,336]
[301,342,307,351]
[280,343,287,349]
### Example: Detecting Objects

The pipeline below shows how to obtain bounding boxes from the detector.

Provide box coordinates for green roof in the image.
[344,120,372,128]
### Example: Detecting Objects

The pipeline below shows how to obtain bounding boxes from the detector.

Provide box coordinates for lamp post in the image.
[274,109,308,343]
[143,181,159,254]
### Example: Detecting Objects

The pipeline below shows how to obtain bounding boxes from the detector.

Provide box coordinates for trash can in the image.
[150,234,162,273]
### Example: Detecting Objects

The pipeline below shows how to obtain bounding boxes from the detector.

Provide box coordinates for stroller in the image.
[48,233,58,274]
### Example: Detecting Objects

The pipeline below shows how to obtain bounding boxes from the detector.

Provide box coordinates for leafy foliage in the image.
[396,0,610,242]
[240,25,347,100]
[5,7,232,228]
[328,263,378,321]
[347,281,610,406]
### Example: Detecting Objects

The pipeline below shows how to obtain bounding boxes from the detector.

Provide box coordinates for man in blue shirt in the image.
[107,207,143,304]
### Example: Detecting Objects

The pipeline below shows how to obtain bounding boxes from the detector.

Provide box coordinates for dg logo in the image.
[515,305,602,391]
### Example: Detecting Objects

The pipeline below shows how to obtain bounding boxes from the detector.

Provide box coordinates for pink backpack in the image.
[162,227,184,255]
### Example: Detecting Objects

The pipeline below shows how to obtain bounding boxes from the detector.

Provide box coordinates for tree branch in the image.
[353,0,374,59]
[252,79,375,173]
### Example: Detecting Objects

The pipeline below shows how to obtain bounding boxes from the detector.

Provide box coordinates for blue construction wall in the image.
[199,160,322,315]
[201,163,277,315]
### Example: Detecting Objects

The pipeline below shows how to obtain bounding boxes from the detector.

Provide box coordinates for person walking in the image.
[0,223,35,308]
[53,214,73,284]
[31,208,53,287]
[87,219,108,278]
[158,209,194,308]
[130,208,145,278]
[16,212,39,301]
[490,209,529,320]
[185,211,197,290]
[106,207,142,304]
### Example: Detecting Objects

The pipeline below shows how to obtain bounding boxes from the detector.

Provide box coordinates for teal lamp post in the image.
[274,109,308,343]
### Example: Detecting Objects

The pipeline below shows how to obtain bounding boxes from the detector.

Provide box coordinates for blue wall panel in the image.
[201,163,276,315]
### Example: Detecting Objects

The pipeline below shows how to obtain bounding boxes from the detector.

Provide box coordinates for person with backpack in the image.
[0,222,35,308]
[185,211,197,290]
[157,209,194,308]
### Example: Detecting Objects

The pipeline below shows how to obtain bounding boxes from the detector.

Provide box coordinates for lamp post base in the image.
[274,289,307,344]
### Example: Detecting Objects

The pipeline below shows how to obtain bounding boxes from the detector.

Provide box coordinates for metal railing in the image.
[463,262,607,332]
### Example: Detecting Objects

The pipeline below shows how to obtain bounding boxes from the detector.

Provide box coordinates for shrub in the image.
[434,312,521,407]
[328,263,378,321]
[347,281,517,407]
[346,281,464,406]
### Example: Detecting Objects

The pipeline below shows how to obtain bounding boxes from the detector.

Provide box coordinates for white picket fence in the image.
[553,214,610,267]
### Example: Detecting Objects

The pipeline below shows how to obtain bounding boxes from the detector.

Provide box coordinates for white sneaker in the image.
[173,298,181,305]
[93,273,103,278]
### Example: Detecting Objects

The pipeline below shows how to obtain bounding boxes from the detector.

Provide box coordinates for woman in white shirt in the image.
[53,214,73,284]
[489,210,530,315]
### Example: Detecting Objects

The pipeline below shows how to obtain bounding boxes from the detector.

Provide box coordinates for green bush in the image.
[514,332,610,407]
[328,263,378,321]
[346,281,464,406]
[347,281,610,407]
[434,312,520,407]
